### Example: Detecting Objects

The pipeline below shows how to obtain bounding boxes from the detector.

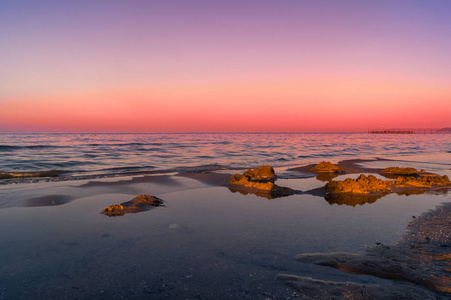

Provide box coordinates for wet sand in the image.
[1,157,451,299]
[279,202,451,298]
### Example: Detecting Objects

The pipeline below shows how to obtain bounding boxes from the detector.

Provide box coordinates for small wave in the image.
[277,158,289,161]
[277,171,315,179]
[0,145,63,151]
[87,142,147,147]
[101,166,155,172]
[172,164,226,173]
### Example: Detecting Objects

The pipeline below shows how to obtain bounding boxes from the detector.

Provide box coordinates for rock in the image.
[0,170,60,180]
[277,274,437,299]
[102,194,163,217]
[310,161,340,173]
[383,167,419,175]
[326,174,392,195]
[394,175,450,188]
[383,167,420,179]
[325,174,451,201]
[229,174,274,191]
[228,166,295,198]
[243,165,276,181]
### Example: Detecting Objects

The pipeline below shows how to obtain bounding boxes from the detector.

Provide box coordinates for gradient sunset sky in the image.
[1,0,450,132]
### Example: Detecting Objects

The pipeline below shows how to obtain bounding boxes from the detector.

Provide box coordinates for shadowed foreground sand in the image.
[278,202,451,299]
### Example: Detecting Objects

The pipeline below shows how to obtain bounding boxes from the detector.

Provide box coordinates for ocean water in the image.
[1,132,450,183]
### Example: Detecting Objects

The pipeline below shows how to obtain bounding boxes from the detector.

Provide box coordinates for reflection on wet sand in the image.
[325,192,385,206]
[315,172,339,182]
[279,202,451,297]
[228,188,292,200]
[24,195,74,207]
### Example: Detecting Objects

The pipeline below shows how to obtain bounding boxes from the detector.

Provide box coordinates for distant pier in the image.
[369,128,451,134]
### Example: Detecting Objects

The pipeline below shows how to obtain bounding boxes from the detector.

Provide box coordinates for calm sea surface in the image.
[1,132,450,183]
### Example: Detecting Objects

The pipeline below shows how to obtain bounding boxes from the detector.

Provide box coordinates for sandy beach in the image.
[1,156,451,299]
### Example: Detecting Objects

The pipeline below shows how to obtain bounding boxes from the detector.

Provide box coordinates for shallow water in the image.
[0,171,450,299]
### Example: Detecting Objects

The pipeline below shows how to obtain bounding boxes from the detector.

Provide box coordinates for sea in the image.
[1,132,451,299]
[1,132,450,184]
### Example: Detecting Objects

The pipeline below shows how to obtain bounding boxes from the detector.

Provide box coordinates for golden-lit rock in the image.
[325,173,451,204]
[229,174,274,191]
[243,165,276,181]
[228,166,294,197]
[383,167,419,175]
[382,167,420,179]
[310,161,340,173]
[103,204,126,216]
[102,194,163,217]
[326,174,391,194]
[394,175,451,188]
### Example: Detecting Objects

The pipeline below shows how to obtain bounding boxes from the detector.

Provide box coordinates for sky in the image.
[1,0,450,132]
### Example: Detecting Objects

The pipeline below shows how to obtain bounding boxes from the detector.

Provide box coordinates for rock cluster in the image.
[326,173,451,196]
[228,165,294,198]
[326,174,391,194]
[395,174,450,188]
[229,174,274,191]
[102,194,163,217]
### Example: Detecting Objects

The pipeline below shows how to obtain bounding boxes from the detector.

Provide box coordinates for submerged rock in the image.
[279,202,451,298]
[0,170,60,180]
[310,161,340,173]
[102,194,163,217]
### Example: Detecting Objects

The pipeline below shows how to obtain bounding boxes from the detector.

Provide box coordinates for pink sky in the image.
[1,1,450,132]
